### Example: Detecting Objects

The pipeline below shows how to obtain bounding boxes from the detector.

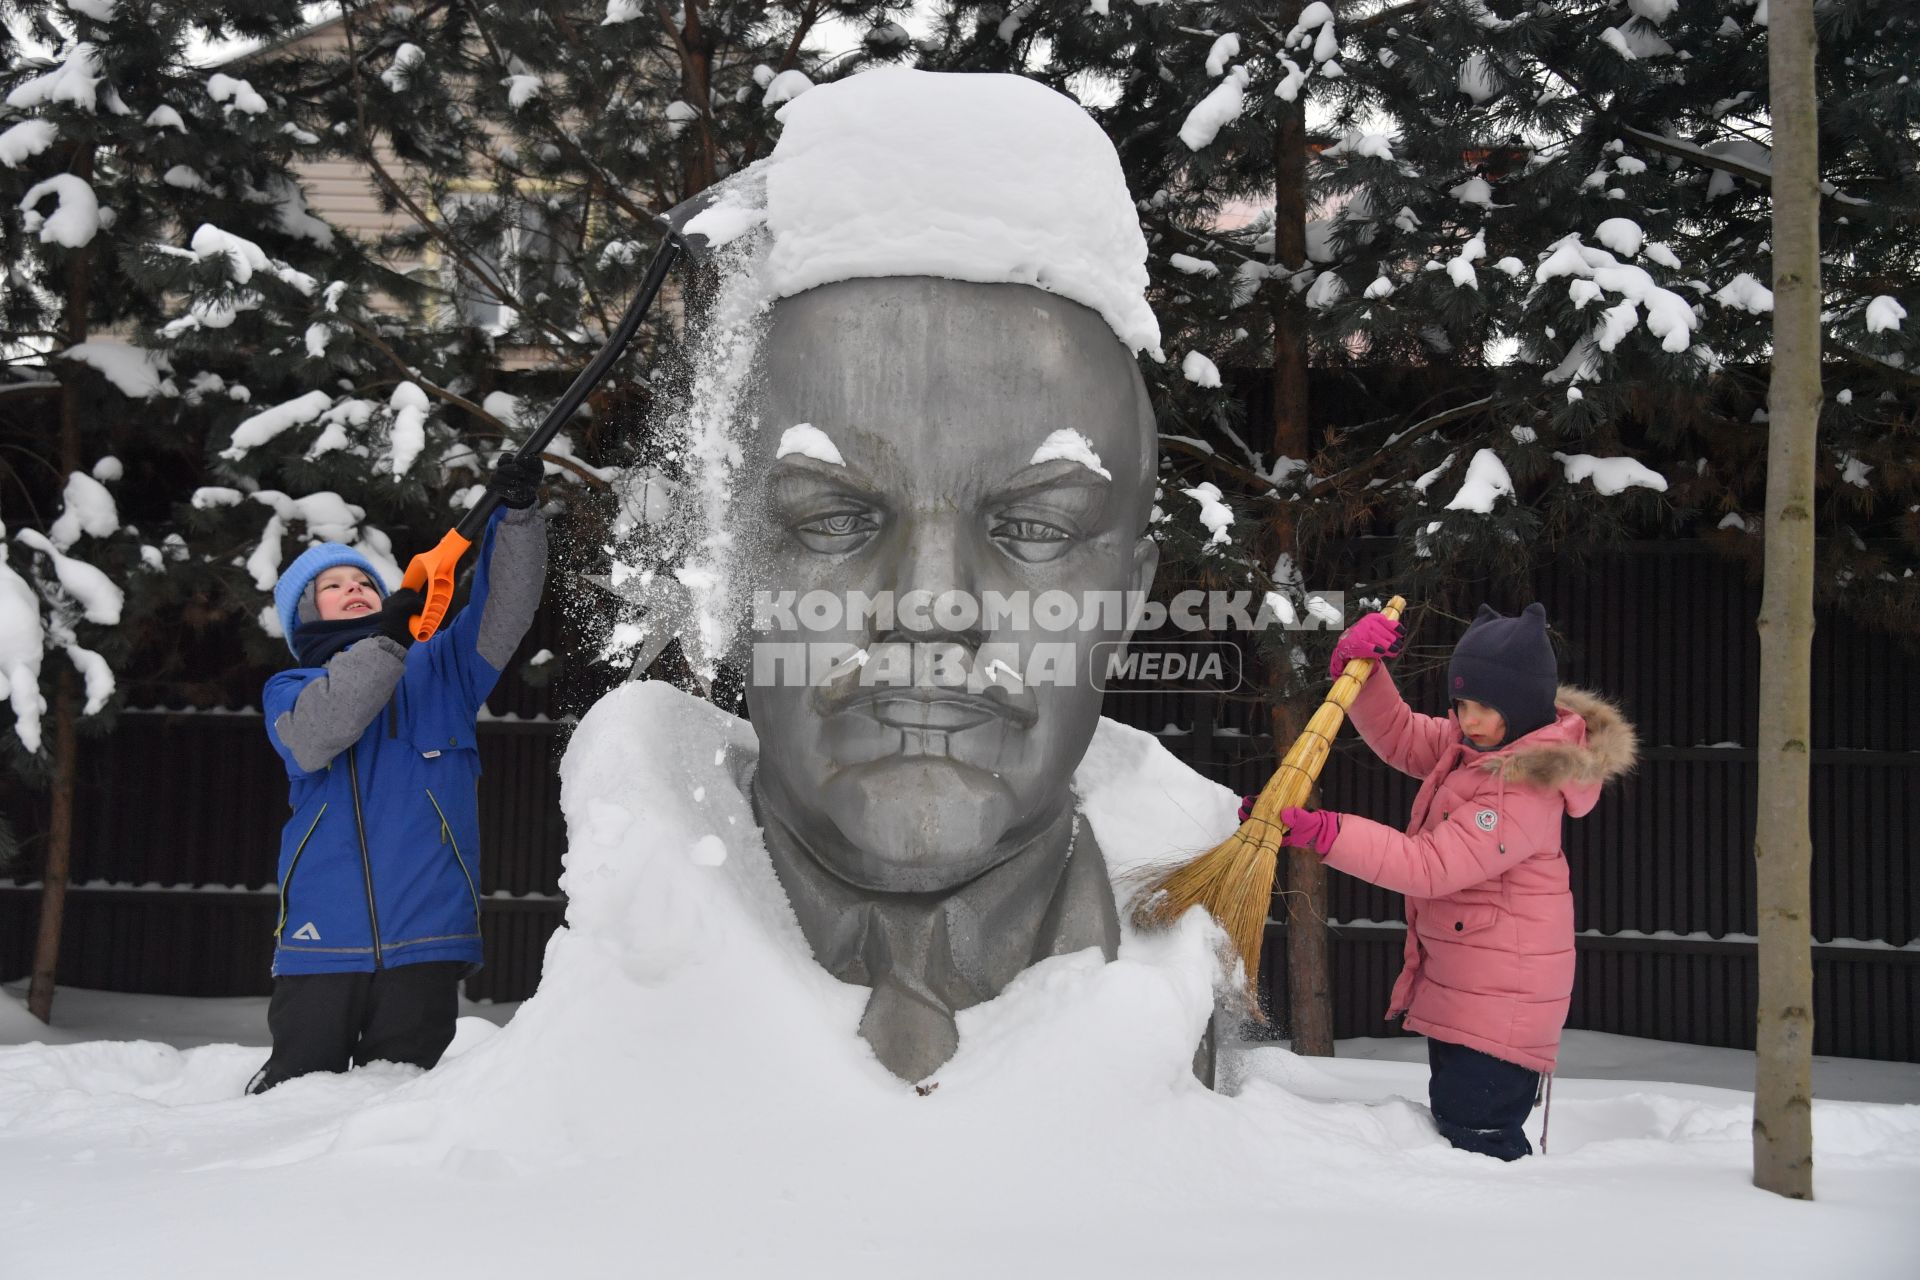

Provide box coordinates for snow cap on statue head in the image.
[1448,603,1560,746]
[684,67,1163,360]
[274,542,388,653]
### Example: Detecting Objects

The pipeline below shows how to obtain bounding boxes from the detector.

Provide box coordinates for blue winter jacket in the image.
[263,509,546,976]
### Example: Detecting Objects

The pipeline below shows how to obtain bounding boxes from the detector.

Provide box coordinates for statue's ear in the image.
[1475,603,1503,622]
[1124,535,1160,639]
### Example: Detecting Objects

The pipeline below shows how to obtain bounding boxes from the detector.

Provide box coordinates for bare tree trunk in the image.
[27,146,92,1023]
[1269,0,1332,1058]
[1754,0,1819,1202]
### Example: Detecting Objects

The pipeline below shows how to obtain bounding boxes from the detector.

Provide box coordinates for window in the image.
[439,191,582,337]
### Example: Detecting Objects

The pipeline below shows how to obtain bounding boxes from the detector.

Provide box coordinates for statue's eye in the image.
[994,519,1067,542]
[990,516,1074,563]
[792,509,880,554]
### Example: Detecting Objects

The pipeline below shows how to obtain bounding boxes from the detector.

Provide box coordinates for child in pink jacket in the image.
[1276,604,1636,1159]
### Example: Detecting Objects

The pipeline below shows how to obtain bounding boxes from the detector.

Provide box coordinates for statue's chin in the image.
[817,757,1021,893]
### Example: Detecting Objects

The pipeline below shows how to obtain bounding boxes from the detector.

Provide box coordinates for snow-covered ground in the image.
[8,982,1915,1105]
[3,684,1915,1279]
[3,985,1916,1279]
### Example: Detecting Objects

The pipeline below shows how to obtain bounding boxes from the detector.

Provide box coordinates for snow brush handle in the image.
[394,226,687,642]
[400,526,475,642]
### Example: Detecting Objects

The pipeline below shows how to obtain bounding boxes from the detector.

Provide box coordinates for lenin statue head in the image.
[681,69,1170,1082]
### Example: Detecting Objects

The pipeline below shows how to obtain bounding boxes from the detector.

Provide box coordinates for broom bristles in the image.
[1129,824,1282,1008]
[1126,595,1408,1009]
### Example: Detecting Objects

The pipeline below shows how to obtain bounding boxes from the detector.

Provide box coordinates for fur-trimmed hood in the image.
[1480,685,1637,817]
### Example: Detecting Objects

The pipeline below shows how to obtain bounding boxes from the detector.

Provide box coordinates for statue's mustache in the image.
[807,640,1041,727]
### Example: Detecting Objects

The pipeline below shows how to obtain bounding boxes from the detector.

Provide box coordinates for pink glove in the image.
[1327,613,1404,678]
[1239,794,1257,823]
[1279,806,1341,855]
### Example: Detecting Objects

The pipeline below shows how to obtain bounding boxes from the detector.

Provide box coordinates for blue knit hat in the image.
[1448,603,1559,743]
[274,543,387,654]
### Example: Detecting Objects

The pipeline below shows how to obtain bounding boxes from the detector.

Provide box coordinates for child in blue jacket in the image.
[247,454,546,1093]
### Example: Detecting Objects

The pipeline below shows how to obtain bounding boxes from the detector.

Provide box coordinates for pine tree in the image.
[242,1,919,692]
[1299,0,1918,621]
[0,0,356,1017]
[923,1,1918,627]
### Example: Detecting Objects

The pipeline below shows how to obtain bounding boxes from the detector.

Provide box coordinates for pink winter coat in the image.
[1322,670,1637,1073]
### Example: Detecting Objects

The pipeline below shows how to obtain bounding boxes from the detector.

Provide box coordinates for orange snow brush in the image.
[1129,595,1407,1002]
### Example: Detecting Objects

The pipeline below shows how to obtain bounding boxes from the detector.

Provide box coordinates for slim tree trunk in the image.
[678,0,718,199]
[1269,0,1332,1058]
[27,672,79,1022]
[27,145,93,1023]
[1753,0,1818,1201]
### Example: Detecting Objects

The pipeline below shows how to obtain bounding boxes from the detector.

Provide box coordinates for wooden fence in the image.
[3,542,1914,1060]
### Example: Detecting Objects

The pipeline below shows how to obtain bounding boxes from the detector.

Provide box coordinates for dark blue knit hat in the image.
[1448,603,1559,743]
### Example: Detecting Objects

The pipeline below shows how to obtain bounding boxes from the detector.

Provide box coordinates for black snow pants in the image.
[1427,1037,1542,1161]
[247,961,463,1094]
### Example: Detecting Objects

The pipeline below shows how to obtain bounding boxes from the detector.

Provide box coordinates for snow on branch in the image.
[1864,296,1906,334]
[6,43,104,113]
[13,529,122,625]
[19,175,101,248]
[1180,67,1249,151]
[1553,453,1669,496]
[1180,483,1235,545]
[48,473,118,549]
[0,553,47,750]
[221,390,335,460]
[187,224,318,296]
[59,341,177,399]
[1536,234,1695,353]
[0,119,58,169]
[1205,35,1241,78]
[1442,449,1515,513]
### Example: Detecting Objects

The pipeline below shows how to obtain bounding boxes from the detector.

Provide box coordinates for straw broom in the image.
[1130,595,1407,1003]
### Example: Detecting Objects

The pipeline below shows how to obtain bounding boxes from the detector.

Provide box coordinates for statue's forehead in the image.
[757,278,1151,494]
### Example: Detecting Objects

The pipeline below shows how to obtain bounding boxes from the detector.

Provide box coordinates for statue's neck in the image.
[751,777,1078,902]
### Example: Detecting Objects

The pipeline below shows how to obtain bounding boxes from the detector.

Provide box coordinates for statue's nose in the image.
[874,511,986,645]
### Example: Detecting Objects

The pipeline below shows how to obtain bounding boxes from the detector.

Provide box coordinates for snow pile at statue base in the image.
[334,680,1233,1163]
[0,683,1917,1278]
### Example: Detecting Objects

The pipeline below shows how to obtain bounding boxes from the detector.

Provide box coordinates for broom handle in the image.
[1249,596,1407,823]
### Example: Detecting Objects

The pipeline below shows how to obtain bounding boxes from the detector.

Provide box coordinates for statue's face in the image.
[743,277,1158,892]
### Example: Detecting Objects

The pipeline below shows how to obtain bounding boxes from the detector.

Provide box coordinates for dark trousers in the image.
[247,962,463,1094]
[1428,1038,1541,1161]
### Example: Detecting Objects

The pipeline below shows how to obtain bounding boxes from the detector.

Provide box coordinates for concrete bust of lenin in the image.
[675,69,1181,1082]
